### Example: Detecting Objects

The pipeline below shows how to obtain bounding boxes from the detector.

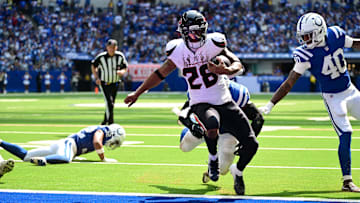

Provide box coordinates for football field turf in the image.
[0,92,359,201]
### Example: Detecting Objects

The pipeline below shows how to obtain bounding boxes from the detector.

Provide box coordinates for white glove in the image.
[102,158,118,163]
[259,101,275,115]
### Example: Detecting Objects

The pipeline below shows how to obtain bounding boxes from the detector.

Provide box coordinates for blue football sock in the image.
[0,141,27,160]
[45,154,71,164]
[338,132,352,176]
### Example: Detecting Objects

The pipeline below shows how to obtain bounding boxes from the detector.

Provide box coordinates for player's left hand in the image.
[102,158,118,163]
[208,57,226,74]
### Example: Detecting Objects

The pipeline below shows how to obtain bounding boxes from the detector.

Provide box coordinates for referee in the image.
[91,39,128,125]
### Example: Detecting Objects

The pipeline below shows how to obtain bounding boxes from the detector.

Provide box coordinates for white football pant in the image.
[23,138,77,162]
[180,130,238,175]
[322,84,360,135]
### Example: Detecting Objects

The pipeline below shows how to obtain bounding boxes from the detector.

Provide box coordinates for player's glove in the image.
[102,158,118,163]
[259,101,274,115]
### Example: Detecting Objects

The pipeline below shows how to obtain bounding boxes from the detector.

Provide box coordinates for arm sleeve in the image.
[345,35,354,48]
[293,62,311,75]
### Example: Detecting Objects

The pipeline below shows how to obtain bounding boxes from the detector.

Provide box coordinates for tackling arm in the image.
[260,70,302,114]
[124,59,177,107]
[271,70,301,105]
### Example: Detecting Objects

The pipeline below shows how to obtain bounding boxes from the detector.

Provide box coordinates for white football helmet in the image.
[296,12,327,49]
[105,124,126,150]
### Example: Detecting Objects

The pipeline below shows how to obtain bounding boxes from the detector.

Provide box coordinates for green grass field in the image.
[0,92,359,200]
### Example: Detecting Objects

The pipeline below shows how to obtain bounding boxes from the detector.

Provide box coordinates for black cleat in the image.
[208,158,219,182]
[230,164,245,195]
[342,180,360,192]
[233,174,245,195]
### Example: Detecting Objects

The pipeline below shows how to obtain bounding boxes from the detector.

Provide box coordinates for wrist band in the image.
[154,69,165,80]
[96,148,104,154]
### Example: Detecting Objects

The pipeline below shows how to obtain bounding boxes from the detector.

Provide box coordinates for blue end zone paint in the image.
[0,190,358,203]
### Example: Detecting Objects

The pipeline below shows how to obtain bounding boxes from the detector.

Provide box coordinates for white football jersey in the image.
[166,32,232,106]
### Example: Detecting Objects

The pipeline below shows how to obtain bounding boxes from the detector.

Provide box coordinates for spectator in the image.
[23,71,31,94]
[58,71,67,93]
[44,71,52,93]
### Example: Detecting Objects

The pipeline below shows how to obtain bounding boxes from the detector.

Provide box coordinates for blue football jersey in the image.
[68,125,113,156]
[293,26,350,93]
[228,80,250,108]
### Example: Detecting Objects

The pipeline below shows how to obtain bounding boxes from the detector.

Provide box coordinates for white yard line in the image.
[3,142,360,152]
[2,131,360,140]
[9,160,360,171]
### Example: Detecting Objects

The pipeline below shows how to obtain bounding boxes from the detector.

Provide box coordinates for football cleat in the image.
[202,171,210,183]
[207,158,219,182]
[342,180,360,192]
[30,157,47,166]
[0,159,15,178]
[230,164,245,195]
[178,112,206,139]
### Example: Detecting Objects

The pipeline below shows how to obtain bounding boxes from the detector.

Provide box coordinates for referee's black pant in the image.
[100,81,119,125]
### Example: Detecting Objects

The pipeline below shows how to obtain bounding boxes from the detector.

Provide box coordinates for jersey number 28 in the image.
[183,64,218,89]
[321,48,347,79]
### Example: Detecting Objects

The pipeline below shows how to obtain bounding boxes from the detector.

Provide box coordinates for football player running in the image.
[0,154,14,179]
[0,124,125,166]
[175,80,264,183]
[259,12,360,192]
[124,10,259,195]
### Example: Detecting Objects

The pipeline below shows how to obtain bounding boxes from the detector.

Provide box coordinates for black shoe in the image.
[101,121,107,125]
[230,164,245,195]
[342,179,360,192]
[208,158,219,182]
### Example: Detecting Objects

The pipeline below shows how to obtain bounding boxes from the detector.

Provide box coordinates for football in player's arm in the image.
[0,124,125,166]
[259,12,360,192]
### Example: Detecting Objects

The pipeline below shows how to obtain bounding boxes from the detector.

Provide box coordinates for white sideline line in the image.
[10,160,360,171]
[121,145,360,151]
[2,131,360,139]
[0,189,357,203]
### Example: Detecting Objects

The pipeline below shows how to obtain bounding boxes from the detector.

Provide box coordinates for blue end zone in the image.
[0,190,357,203]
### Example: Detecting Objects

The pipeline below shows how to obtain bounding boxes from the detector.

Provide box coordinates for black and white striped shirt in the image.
[91,51,128,83]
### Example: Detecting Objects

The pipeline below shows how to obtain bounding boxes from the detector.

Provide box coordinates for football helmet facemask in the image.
[296,12,327,49]
[177,10,208,49]
[105,124,126,150]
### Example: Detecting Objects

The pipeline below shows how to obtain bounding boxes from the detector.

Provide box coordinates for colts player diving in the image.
[0,124,126,166]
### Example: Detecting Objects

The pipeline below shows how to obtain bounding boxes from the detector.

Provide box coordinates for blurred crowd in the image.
[1,0,360,70]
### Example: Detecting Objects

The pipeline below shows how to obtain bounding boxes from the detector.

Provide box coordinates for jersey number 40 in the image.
[321,48,347,79]
[183,64,218,89]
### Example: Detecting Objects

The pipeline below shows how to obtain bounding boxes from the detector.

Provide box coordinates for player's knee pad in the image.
[235,136,258,156]
[207,128,218,139]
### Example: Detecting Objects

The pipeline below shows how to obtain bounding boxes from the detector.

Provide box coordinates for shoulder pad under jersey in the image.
[166,39,182,57]
[208,32,227,48]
